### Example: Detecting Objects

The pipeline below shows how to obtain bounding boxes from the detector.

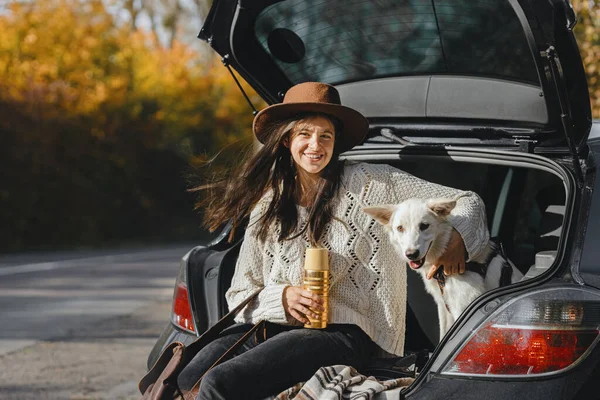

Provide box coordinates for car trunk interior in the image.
[342,148,570,352]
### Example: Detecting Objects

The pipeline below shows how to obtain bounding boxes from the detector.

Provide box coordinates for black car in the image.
[148,1,600,398]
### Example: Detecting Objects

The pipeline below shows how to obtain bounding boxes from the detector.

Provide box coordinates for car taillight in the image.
[442,287,600,377]
[171,257,196,334]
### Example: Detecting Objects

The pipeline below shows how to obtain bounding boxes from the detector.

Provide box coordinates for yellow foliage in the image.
[0,0,263,152]
[572,0,600,118]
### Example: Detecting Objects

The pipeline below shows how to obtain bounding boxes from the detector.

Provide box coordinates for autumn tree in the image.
[0,0,261,251]
[108,0,211,52]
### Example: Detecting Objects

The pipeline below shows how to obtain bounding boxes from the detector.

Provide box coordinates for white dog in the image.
[364,198,523,339]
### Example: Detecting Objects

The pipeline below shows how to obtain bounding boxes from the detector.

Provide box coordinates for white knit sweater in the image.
[225,162,489,356]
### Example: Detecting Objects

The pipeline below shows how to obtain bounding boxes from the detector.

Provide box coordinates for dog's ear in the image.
[427,198,457,217]
[362,206,394,226]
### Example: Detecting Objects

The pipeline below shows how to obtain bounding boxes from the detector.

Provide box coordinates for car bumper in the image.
[405,343,600,400]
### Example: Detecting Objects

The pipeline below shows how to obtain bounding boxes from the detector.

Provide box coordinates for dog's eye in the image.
[397,225,404,232]
[419,223,430,231]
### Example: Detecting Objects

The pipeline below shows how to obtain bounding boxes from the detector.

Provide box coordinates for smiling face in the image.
[285,115,336,178]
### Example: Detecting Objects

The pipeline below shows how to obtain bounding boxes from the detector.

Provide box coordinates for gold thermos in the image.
[303,247,329,329]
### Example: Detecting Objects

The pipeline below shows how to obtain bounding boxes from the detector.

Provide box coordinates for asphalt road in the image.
[0,244,198,400]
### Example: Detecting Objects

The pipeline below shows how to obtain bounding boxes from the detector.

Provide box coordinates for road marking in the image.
[0,247,193,277]
[0,339,37,356]
[0,261,64,276]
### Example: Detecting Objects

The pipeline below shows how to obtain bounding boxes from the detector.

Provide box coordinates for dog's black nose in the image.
[405,250,420,260]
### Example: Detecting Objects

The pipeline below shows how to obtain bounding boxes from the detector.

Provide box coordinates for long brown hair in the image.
[193,112,344,246]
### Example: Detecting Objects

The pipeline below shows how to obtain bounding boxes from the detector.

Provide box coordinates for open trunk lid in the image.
[199,0,592,155]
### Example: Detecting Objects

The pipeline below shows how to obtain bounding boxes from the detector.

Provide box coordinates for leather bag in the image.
[138,288,263,400]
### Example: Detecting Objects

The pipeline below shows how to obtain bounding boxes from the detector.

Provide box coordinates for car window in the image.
[510,168,564,265]
[254,0,539,85]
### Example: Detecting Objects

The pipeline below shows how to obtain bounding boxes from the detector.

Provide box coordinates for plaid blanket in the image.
[274,365,415,400]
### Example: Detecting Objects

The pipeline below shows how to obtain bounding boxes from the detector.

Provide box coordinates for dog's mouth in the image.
[407,242,432,270]
[408,258,426,270]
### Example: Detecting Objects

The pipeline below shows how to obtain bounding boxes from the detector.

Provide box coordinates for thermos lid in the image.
[304,248,329,271]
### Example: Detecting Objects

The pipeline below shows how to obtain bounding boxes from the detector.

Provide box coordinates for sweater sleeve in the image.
[225,202,289,324]
[373,164,490,261]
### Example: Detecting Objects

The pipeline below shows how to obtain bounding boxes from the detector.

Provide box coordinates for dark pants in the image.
[177,322,376,400]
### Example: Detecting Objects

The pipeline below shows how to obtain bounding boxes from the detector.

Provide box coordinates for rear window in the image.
[254,0,540,86]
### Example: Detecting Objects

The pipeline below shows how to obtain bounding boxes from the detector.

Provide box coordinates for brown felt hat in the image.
[252,82,369,152]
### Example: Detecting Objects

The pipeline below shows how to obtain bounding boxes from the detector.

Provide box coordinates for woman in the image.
[179,82,489,399]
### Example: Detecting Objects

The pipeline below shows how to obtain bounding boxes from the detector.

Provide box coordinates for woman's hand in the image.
[282,286,325,324]
[426,228,467,280]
